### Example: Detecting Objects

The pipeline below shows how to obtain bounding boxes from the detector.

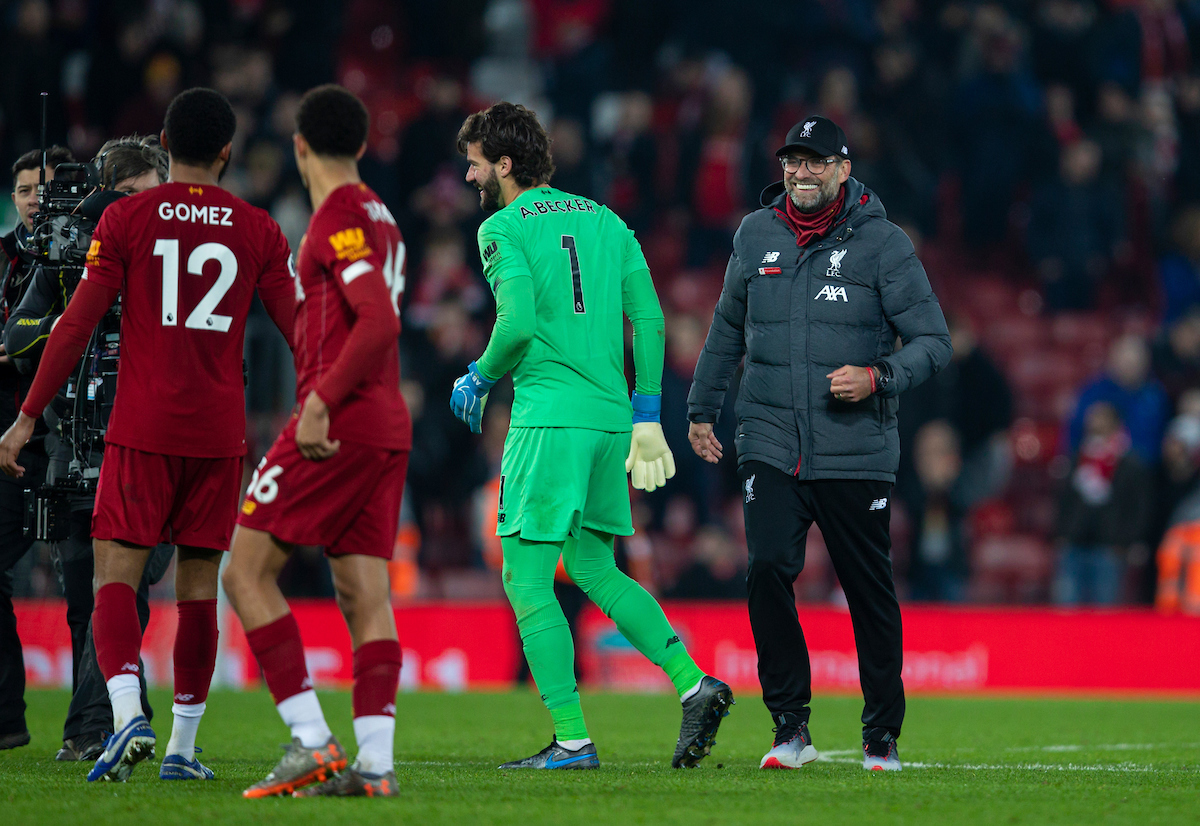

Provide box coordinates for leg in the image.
[55,511,94,692]
[91,538,153,731]
[501,535,587,741]
[812,481,905,740]
[0,457,38,746]
[562,528,706,696]
[328,553,401,777]
[160,546,221,774]
[740,462,814,720]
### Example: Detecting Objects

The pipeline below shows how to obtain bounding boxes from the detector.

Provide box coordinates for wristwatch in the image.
[870,361,893,394]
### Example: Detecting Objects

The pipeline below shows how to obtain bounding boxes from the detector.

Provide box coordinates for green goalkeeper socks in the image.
[501,536,589,742]
[564,529,706,698]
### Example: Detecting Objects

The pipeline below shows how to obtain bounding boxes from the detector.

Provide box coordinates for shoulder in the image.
[733,206,779,244]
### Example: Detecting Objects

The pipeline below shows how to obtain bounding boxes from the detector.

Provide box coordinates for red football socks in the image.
[245,612,311,704]
[352,639,402,718]
[93,582,143,682]
[174,599,218,705]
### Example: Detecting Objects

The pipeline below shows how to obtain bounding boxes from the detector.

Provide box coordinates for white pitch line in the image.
[1005,742,1200,753]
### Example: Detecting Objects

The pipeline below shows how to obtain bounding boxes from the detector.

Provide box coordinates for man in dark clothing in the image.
[0,146,74,751]
[687,117,951,772]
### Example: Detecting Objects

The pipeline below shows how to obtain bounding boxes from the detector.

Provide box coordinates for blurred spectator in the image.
[1054,401,1151,605]
[951,12,1043,248]
[1156,206,1200,324]
[1151,307,1200,406]
[1027,138,1125,311]
[906,420,969,602]
[665,526,745,600]
[397,76,468,213]
[898,312,1013,508]
[1066,333,1169,464]
[1147,414,1200,601]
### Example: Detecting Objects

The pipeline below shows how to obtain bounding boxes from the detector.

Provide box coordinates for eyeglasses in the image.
[780,156,839,174]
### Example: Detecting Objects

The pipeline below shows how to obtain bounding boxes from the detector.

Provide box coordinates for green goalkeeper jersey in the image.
[477,186,659,432]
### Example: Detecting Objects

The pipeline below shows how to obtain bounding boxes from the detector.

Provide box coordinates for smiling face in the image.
[783,151,850,214]
[464,141,505,213]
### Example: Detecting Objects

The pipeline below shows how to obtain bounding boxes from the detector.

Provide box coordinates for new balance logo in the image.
[666,635,680,648]
[174,693,194,702]
[744,474,756,503]
[383,703,397,715]
[815,285,848,301]
[121,662,139,674]
[301,676,314,690]
[761,251,780,263]
[826,249,847,277]
[869,498,888,511]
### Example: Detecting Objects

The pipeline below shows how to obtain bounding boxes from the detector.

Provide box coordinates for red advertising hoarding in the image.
[13,600,1200,693]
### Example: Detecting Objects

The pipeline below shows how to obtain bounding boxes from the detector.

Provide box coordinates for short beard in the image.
[479,175,502,213]
[788,172,842,214]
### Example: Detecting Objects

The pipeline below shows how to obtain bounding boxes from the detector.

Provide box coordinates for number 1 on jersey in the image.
[561,235,585,314]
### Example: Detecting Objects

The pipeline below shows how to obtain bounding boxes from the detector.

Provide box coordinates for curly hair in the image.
[456,102,555,187]
[95,135,168,189]
[296,84,369,157]
[164,88,237,166]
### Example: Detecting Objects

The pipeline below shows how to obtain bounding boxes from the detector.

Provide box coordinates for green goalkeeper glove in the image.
[625,394,676,492]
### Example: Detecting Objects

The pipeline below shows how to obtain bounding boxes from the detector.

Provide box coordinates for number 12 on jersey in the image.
[561,235,585,314]
[154,238,237,331]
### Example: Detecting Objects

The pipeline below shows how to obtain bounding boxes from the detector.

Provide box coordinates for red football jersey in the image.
[83,181,294,457]
[293,182,410,450]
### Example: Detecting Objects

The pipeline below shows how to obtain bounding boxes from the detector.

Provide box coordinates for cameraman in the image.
[4,137,172,761]
[0,146,73,751]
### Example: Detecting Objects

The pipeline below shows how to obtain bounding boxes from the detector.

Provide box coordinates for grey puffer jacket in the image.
[687,177,951,482]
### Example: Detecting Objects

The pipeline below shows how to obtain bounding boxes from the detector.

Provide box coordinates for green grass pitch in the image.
[2,688,1197,824]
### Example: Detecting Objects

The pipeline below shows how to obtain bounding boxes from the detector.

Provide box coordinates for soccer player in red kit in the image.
[221,84,410,799]
[0,88,295,782]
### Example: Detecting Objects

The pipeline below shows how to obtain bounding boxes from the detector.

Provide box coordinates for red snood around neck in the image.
[778,186,845,247]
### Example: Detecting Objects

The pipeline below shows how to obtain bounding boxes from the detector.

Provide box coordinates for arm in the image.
[450,220,535,433]
[687,249,748,422]
[256,221,296,348]
[3,264,66,365]
[0,277,118,476]
[261,293,295,350]
[872,228,953,397]
[621,265,674,491]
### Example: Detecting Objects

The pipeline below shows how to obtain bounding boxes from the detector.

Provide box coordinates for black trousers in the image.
[740,461,905,737]
[0,448,48,737]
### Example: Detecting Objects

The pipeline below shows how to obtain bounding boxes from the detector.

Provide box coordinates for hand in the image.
[626,421,677,492]
[449,361,495,434]
[688,422,723,464]
[0,412,36,477]
[295,390,341,460]
[827,365,874,403]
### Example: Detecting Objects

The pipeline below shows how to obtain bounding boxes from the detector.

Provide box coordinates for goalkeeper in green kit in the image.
[451,102,733,770]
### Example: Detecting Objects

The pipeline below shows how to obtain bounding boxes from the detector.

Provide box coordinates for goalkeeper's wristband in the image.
[631,392,661,424]
[466,360,497,393]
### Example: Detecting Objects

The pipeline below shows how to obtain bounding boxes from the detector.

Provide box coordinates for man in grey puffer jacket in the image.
[687,116,951,772]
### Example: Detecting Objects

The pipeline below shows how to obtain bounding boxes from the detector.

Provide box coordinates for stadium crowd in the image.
[3,0,1200,609]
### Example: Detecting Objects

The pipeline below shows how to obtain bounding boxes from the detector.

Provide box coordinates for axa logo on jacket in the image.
[814,284,847,302]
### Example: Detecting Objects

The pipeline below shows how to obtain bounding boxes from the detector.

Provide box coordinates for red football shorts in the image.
[92,444,244,551]
[236,421,408,559]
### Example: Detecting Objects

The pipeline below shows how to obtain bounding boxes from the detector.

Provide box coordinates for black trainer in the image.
[56,732,107,762]
[499,740,599,770]
[672,675,734,768]
[863,730,902,771]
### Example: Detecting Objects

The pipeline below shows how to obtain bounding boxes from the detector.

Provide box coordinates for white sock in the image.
[106,674,142,732]
[276,690,332,748]
[165,702,205,758]
[352,715,395,775]
[557,738,592,751]
[680,678,705,703]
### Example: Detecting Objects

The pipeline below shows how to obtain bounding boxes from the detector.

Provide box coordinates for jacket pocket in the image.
[810,396,886,456]
[746,273,791,323]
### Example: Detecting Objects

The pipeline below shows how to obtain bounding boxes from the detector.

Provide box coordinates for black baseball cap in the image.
[776,116,850,160]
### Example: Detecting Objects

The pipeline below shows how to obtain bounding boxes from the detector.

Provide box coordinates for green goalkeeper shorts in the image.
[497,426,633,541]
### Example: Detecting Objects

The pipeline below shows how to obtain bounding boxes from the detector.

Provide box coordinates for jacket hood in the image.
[759,176,885,223]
